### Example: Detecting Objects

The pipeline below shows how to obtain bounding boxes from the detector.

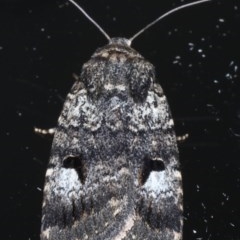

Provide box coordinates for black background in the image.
[1,0,240,239]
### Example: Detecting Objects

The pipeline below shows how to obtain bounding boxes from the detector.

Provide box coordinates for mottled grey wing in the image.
[40,40,183,240]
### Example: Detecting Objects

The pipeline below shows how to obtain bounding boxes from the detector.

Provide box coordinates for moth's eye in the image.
[139,156,165,186]
[63,156,86,184]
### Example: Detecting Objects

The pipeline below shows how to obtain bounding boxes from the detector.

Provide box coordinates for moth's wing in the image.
[40,80,135,240]
[130,83,183,239]
[40,60,183,240]
[40,81,89,240]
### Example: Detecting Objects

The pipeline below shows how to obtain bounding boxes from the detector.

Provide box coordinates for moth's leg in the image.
[34,74,78,137]
[177,133,189,142]
[34,127,55,136]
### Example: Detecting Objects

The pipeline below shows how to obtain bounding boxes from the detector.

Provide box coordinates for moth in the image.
[40,0,211,239]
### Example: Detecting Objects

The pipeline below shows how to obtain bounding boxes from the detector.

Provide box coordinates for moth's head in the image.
[109,37,131,47]
[92,37,142,61]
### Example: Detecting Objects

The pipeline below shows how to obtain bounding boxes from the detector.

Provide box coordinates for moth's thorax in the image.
[80,37,155,102]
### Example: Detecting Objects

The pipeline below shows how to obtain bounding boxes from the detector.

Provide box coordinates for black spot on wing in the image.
[63,155,87,184]
[139,156,165,185]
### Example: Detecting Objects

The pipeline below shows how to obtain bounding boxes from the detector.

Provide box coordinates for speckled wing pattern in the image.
[40,38,183,240]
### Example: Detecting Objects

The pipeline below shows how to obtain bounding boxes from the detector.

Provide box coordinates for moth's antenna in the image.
[68,0,111,42]
[129,0,211,44]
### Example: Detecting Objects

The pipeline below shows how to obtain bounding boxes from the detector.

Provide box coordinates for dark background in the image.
[1,0,240,239]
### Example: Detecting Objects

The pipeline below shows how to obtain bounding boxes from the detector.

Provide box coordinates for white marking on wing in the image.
[113,212,136,240]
